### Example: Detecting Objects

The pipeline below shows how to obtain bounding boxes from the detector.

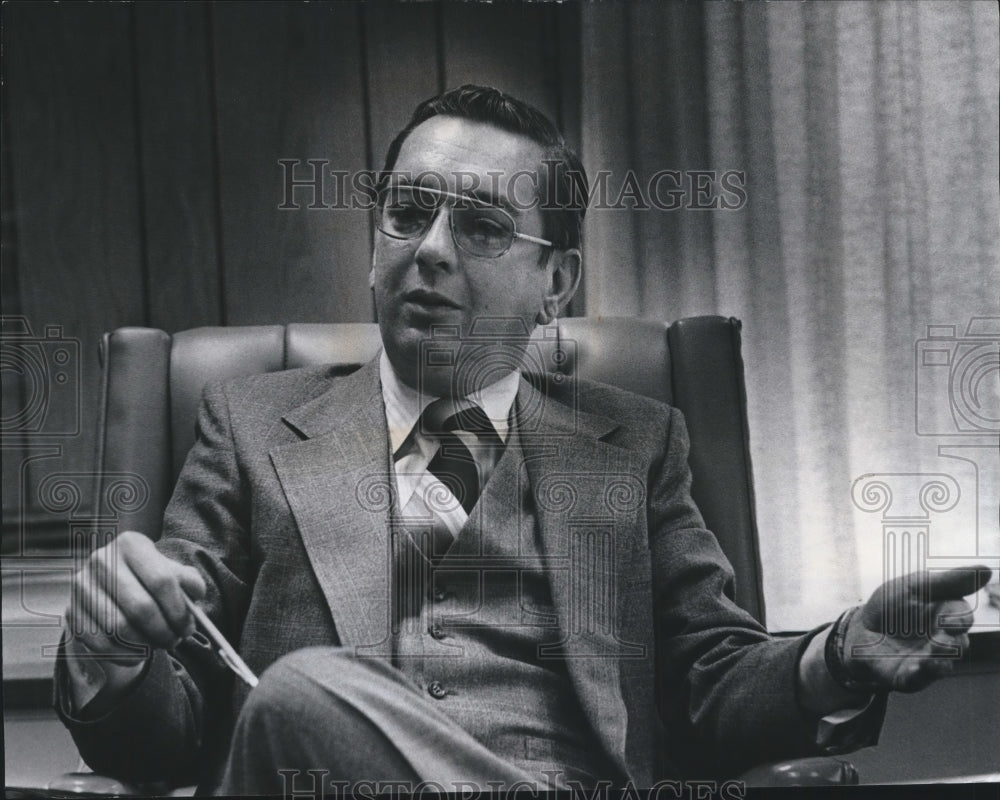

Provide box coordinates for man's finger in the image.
[935,599,975,633]
[927,565,992,602]
[122,546,197,640]
[70,581,152,663]
[108,559,185,647]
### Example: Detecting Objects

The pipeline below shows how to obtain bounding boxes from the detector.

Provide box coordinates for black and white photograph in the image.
[2,2,998,797]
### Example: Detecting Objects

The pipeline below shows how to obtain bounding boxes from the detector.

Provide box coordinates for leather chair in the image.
[52,316,856,792]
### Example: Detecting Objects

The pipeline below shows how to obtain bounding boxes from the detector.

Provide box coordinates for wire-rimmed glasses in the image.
[374,184,554,259]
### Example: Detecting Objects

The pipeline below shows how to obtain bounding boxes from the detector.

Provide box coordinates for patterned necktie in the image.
[421,399,502,515]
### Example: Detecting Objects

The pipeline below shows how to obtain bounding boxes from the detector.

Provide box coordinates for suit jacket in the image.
[57,357,827,789]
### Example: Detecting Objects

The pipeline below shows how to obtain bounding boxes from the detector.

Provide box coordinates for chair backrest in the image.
[94,316,765,622]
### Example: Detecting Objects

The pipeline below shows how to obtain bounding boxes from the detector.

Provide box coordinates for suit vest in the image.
[390,426,621,786]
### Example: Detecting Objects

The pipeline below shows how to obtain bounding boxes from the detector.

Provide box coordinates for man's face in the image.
[370,116,579,396]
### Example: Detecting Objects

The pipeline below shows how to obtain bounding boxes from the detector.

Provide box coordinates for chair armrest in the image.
[739,756,859,786]
[45,772,186,796]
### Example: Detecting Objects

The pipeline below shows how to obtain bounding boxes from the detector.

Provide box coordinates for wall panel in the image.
[212,2,372,325]
[1,103,27,549]
[135,2,223,331]
[364,3,441,172]
[441,4,561,123]
[4,3,146,551]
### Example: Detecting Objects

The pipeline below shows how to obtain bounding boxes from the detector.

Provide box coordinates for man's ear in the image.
[536,248,582,326]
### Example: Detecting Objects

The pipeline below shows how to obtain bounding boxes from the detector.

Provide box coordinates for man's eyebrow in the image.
[401,180,521,216]
[466,187,521,216]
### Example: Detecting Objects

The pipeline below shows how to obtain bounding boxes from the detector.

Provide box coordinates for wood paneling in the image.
[441,3,561,122]
[135,3,223,331]
[364,3,441,172]
[4,3,146,552]
[212,2,372,326]
[2,70,26,538]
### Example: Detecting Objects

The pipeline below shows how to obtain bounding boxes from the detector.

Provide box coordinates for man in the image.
[56,86,989,794]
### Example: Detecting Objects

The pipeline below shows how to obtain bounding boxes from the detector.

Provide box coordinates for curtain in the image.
[580,1,999,630]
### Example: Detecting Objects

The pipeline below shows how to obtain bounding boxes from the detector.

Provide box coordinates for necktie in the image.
[421,399,502,515]
[394,401,502,611]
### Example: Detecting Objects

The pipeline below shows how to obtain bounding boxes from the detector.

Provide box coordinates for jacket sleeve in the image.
[54,379,251,787]
[650,405,845,777]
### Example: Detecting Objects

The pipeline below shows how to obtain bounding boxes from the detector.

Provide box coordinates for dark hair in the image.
[380,85,588,251]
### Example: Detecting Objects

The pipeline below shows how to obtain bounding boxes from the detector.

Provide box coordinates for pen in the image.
[184,595,259,688]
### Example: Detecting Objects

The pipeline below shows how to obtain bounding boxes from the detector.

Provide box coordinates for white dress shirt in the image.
[379,350,519,538]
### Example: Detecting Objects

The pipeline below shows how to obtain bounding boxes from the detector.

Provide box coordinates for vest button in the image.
[429,624,447,640]
[427,681,447,699]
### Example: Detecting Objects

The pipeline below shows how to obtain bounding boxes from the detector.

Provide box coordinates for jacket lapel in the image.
[517,377,649,781]
[270,359,395,650]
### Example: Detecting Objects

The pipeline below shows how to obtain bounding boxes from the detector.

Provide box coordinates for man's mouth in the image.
[402,289,461,310]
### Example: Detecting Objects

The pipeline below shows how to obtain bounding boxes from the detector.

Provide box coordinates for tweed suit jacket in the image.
[57,357,828,789]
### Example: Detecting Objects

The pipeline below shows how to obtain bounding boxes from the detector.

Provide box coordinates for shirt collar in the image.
[379,350,519,456]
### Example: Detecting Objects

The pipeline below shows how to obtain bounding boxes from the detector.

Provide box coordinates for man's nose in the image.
[414,206,457,272]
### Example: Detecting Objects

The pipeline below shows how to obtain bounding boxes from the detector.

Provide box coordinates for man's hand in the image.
[65,530,207,666]
[835,565,992,693]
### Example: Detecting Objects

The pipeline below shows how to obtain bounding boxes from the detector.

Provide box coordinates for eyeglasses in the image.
[374,185,554,259]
